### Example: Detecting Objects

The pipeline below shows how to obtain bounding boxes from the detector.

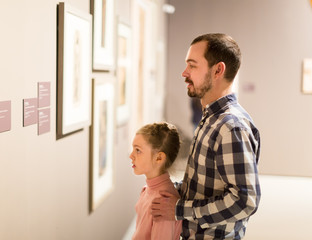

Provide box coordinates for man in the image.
[151,33,261,239]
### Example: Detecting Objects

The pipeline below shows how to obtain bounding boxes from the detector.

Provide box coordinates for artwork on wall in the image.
[91,0,115,71]
[90,77,115,212]
[57,2,92,138]
[302,58,312,94]
[137,3,146,127]
[117,22,131,125]
[131,0,159,129]
[131,0,148,129]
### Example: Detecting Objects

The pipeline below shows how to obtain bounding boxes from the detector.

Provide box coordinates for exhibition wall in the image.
[0,0,168,239]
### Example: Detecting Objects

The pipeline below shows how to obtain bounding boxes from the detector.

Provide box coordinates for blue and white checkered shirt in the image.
[176,94,261,239]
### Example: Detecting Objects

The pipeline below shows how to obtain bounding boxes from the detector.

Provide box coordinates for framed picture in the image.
[117,22,131,125]
[57,2,92,138]
[131,0,148,129]
[91,0,115,71]
[131,0,158,129]
[302,58,312,94]
[90,77,115,212]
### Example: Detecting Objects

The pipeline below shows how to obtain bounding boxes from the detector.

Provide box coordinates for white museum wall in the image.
[166,0,312,177]
[0,0,168,239]
[243,175,312,240]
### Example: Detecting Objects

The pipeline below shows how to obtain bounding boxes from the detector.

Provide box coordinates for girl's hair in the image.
[136,122,180,172]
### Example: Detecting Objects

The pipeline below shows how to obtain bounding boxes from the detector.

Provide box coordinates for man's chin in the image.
[187,90,197,98]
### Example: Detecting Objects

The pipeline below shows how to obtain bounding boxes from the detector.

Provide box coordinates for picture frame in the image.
[57,2,92,138]
[131,0,149,129]
[91,0,115,71]
[89,77,115,212]
[302,58,312,94]
[117,22,132,125]
[131,0,160,129]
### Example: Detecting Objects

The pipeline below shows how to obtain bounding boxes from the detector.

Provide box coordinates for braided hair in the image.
[136,122,180,172]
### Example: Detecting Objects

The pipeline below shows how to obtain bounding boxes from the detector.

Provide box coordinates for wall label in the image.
[0,101,11,133]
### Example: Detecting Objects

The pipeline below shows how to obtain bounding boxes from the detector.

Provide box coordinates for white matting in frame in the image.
[57,2,92,137]
[117,22,131,125]
[91,0,115,71]
[90,78,115,212]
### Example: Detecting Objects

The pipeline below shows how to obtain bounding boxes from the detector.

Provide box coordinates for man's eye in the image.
[136,148,141,153]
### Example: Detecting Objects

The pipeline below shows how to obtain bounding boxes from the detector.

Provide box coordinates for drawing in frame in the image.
[131,0,147,129]
[117,21,131,125]
[91,0,115,71]
[57,2,92,138]
[89,77,115,212]
[302,58,312,94]
[131,0,159,130]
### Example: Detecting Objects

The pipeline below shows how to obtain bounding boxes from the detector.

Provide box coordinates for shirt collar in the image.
[146,172,170,189]
[202,93,237,118]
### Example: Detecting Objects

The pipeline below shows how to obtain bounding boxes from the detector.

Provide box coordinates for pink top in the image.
[132,172,182,240]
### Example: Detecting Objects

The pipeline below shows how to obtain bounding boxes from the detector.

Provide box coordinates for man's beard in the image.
[186,73,212,98]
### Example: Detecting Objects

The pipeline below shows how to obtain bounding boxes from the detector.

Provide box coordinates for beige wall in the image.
[243,175,312,239]
[0,0,167,239]
[166,0,312,177]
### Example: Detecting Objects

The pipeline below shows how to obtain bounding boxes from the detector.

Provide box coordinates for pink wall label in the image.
[23,98,38,126]
[0,101,11,133]
[38,82,51,108]
[38,108,50,135]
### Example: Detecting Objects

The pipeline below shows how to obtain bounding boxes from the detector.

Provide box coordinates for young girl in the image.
[130,122,182,240]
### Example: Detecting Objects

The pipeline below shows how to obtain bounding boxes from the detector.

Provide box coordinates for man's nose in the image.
[182,68,189,78]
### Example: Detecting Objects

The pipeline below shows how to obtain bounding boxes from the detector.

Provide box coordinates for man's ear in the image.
[214,62,226,78]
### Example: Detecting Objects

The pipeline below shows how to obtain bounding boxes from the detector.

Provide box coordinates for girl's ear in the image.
[155,151,166,165]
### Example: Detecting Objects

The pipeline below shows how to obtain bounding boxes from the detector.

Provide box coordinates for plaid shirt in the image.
[176,94,261,239]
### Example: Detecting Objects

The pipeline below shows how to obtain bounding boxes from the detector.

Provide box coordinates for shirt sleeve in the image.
[176,126,261,229]
[151,220,176,240]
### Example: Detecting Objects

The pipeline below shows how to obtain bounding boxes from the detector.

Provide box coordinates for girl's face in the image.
[129,134,160,179]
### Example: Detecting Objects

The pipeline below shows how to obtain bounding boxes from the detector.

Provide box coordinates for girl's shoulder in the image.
[158,181,180,198]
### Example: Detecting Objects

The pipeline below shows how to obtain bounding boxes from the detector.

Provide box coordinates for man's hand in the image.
[151,191,179,222]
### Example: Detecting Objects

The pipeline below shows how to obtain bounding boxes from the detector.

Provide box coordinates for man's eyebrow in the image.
[186,59,198,64]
